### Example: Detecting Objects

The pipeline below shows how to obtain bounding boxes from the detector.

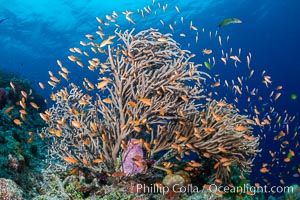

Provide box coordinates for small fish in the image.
[134,126,142,133]
[10,82,16,92]
[96,17,105,24]
[218,18,242,28]
[64,156,79,164]
[276,85,283,90]
[160,19,164,26]
[235,126,248,131]
[175,6,180,13]
[249,70,254,78]
[158,37,168,42]
[224,80,229,87]
[211,81,220,88]
[21,90,28,99]
[263,75,272,84]
[189,161,202,167]
[13,119,22,125]
[4,106,14,114]
[204,62,211,70]
[96,80,109,89]
[68,55,80,62]
[103,98,113,104]
[48,81,56,88]
[123,11,135,24]
[217,101,227,107]
[38,82,45,89]
[30,102,40,110]
[112,171,126,177]
[230,55,241,62]
[57,60,63,68]
[74,47,82,54]
[59,71,69,81]
[100,35,115,48]
[237,76,243,86]
[19,100,26,109]
[234,85,242,95]
[221,57,227,65]
[202,49,212,55]
[57,117,66,126]
[50,76,60,83]
[128,101,137,107]
[80,41,87,46]
[260,167,269,173]
[180,95,189,102]
[190,23,198,31]
[160,104,165,116]
[247,55,250,68]
[27,138,33,143]
[169,24,174,32]
[85,34,95,40]
[72,120,82,128]
[217,146,227,153]
[139,98,152,106]
[75,61,83,68]
[218,36,222,47]
[143,142,151,151]
[92,158,103,164]
[40,113,50,122]
[274,93,281,101]
[50,93,57,101]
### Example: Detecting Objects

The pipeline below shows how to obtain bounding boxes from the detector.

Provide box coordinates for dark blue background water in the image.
[1,0,299,197]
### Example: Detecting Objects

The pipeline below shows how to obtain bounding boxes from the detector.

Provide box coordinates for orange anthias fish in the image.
[202,49,212,55]
[138,98,152,106]
[4,106,14,114]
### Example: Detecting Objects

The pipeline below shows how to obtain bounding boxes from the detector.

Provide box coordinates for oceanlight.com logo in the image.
[208,184,294,195]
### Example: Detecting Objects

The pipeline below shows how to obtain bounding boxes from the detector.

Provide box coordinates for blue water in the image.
[1,0,300,98]
[1,0,300,197]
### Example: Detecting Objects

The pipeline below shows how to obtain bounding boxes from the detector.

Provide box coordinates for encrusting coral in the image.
[41,27,260,188]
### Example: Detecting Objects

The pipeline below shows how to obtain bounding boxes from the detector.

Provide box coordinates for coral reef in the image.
[0,117,46,199]
[0,178,24,200]
[184,188,223,200]
[0,67,48,199]
[282,184,300,200]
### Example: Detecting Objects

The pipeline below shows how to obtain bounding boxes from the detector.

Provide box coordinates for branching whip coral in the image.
[41,27,260,185]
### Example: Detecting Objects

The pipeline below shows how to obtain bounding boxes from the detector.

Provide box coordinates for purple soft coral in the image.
[122,138,145,175]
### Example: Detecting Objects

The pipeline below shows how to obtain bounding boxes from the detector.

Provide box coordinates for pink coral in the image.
[122,138,145,175]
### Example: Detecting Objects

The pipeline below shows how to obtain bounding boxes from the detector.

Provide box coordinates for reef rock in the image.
[0,178,24,200]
